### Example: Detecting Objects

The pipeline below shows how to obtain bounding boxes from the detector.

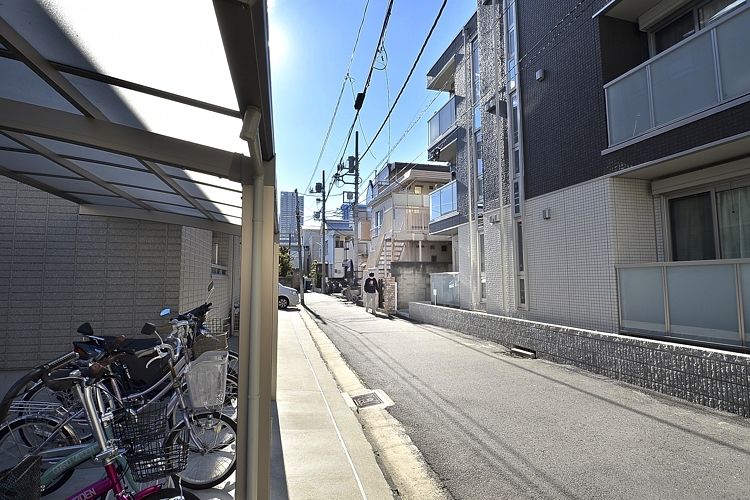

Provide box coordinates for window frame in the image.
[664,175,750,261]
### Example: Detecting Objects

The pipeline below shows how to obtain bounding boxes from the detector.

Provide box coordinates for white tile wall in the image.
[477,176,658,333]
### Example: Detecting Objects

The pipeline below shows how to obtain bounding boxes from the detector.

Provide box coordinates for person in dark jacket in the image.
[363,272,379,314]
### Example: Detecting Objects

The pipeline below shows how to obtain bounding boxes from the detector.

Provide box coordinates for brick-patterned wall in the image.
[391,261,452,309]
[409,302,750,417]
[179,226,212,312]
[0,177,182,369]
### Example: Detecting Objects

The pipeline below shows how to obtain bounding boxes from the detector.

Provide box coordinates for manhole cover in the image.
[351,392,383,408]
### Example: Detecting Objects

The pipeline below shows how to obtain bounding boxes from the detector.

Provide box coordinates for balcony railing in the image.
[605,5,750,146]
[430,180,457,221]
[430,272,459,307]
[428,96,457,145]
[617,259,750,348]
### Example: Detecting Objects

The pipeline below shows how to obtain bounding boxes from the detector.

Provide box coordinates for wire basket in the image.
[112,402,169,443]
[125,428,189,483]
[201,317,230,336]
[112,402,188,482]
[191,332,228,360]
[186,350,228,409]
[0,455,41,500]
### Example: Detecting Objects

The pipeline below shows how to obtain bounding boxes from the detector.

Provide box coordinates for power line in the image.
[328,0,395,186]
[303,0,372,194]
[359,0,448,160]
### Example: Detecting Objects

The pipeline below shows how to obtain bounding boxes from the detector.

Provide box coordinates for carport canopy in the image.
[0,0,275,236]
[0,2,277,499]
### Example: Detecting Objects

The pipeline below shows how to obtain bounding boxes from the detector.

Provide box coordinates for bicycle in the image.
[0,359,199,499]
[0,325,237,494]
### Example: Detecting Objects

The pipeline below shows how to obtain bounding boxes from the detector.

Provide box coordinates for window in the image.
[441,245,448,252]
[375,210,383,228]
[475,130,484,201]
[415,186,423,194]
[471,38,480,104]
[669,183,750,261]
[479,232,486,273]
[516,222,524,272]
[652,0,746,54]
[335,239,344,248]
[431,255,438,263]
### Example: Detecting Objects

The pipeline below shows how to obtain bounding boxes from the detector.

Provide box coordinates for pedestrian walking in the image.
[364,272,379,314]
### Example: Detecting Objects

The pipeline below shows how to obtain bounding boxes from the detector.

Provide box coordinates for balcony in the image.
[605,5,750,146]
[428,96,457,146]
[617,259,750,349]
[429,180,457,222]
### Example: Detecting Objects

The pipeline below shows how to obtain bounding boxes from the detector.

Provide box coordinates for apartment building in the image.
[279,190,303,268]
[415,0,750,415]
[365,161,453,308]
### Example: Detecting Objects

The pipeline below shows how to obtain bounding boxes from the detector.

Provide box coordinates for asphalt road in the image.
[304,293,750,500]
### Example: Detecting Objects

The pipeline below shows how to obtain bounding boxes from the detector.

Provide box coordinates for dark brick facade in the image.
[517,0,750,199]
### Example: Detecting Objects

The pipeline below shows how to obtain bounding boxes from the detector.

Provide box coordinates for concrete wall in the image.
[390,261,452,310]
[410,302,750,418]
[0,177,183,369]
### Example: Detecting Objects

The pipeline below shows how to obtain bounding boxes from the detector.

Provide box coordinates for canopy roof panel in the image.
[0,0,274,236]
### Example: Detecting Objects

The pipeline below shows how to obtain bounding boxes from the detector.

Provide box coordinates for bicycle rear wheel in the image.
[0,416,80,496]
[165,412,236,490]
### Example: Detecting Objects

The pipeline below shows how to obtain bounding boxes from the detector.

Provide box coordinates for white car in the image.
[278,283,300,309]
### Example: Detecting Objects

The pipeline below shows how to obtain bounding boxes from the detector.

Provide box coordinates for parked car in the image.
[278,283,300,309]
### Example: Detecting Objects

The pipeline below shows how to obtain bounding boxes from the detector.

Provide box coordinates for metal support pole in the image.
[321,169,327,294]
[353,131,360,285]
[296,189,305,305]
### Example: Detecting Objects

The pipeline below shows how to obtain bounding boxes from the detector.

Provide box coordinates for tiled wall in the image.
[0,177,183,369]
[409,301,750,418]
[479,176,658,334]
[179,226,213,312]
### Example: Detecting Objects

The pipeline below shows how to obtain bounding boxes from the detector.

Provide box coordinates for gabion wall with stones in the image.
[410,301,750,418]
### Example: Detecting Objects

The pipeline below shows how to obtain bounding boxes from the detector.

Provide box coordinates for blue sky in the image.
[268,0,476,222]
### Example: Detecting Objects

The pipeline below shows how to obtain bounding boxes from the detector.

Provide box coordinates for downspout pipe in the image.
[237,106,266,500]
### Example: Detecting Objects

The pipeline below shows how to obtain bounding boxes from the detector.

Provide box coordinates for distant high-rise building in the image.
[279,191,303,247]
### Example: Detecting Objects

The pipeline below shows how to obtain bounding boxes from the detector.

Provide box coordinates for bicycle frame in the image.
[66,462,160,500]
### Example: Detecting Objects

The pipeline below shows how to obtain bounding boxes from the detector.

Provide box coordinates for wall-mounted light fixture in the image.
[535,69,546,82]
[542,208,551,220]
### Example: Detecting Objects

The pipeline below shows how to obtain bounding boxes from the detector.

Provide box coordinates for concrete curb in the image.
[300,306,452,500]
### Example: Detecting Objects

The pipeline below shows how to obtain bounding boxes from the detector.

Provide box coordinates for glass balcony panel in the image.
[716,7,750,99]
[429,181,457,222]
[430,272,460,307]
[651,34,719,125]
[606,68,652,144]
[666,264,740,344]
[428,96,456,146]
[739,263,750,342]
[618,267,666,333]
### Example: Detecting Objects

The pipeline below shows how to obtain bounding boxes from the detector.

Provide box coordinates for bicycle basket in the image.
[125,428,189,483]
[113,402,188,482]
[191,332,228,360]
[186,350,228,409]
[0,455,41,500]
[112,401,169,443]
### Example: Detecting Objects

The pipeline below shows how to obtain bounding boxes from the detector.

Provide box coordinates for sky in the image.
[268,0,476,224]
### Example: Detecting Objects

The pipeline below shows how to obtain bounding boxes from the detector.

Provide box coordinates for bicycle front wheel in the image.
[166,412,236,489]
[0,416,80,496]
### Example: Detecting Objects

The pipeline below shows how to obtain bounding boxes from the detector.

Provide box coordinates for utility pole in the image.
[321,169,327,294]
[353,131,360,285]
[295,189,304,306]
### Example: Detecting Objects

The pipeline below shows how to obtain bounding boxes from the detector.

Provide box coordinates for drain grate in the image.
[351,392,384,408]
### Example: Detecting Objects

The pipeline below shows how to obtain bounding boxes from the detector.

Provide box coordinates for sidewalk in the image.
[273,306,393,500]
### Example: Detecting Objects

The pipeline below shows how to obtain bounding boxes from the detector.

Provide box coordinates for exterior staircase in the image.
[376,240,405,278]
